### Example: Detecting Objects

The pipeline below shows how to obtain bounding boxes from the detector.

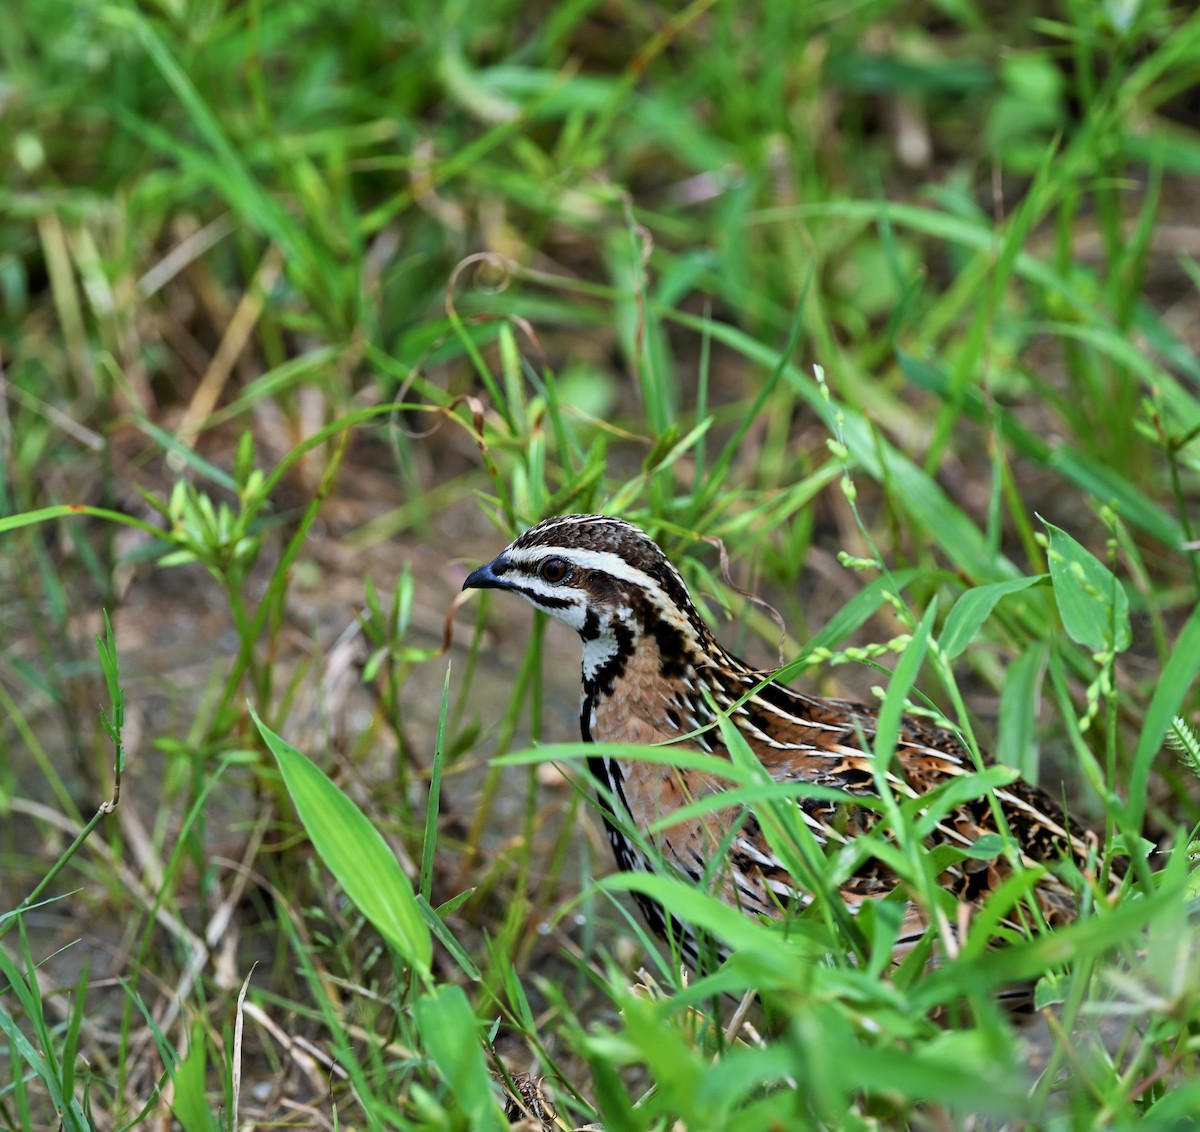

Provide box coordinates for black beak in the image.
[462,554,510,592]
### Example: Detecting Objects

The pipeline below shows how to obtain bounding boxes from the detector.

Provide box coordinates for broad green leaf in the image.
[1040,519,1130,653]
[412,984,506,1130]
[939,576,1046,658]
[958,832,1006,859]
[1125,601,1200,832]
[996,644,1047,780]
[1143,1083,1200,1127]
[252,709,432,979]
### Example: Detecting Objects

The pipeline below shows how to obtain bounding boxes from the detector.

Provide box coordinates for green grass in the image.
[3,0,1200,1127]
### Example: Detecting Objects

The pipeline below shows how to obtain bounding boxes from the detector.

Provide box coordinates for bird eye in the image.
[539,557,569,583]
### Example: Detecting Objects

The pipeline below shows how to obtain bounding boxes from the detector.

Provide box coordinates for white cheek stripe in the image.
[508,573,581,603]
[505,578,588,630]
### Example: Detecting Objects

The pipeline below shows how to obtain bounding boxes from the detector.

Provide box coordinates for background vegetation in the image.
[2,0,1200,1127]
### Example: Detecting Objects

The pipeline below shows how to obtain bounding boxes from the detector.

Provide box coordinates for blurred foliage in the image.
[2,0,1200,1127]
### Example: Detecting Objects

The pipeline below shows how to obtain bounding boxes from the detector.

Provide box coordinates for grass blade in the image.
[252,708,432,981]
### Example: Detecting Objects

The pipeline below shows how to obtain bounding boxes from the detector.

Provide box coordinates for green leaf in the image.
[251,709,432,979]
[995,644,1047,780]
[171,1024,220,1132]
[1040,518,1130,653]
[875,600,938,774]
[420,664,451,902]
[920,869,1181,1000]
[600,871,810,968]
[1125,601,1200,832]
[957,832,1006,859]
[495,740,747,781]
[0,946,90,1132]
[911,767,1018,839]
[412,984,506,1130]
[939,576,1046,658]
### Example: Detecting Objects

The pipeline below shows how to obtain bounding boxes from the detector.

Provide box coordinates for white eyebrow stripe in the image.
[505,545,685,595]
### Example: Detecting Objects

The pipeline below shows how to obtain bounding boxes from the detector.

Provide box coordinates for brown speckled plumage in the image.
[464,514,1109,970]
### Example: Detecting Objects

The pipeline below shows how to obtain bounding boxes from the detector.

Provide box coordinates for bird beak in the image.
[462,554,510,592]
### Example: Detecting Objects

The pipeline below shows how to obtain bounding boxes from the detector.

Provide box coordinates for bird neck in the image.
[577,589,729,695]
[579,610,641,691]
[578,596,758,751]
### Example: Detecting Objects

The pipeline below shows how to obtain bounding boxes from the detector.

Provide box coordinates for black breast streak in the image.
[588,570,646,690]
[650,620,689,680]
[589,617,636,693]
[578,699,635,857]
[579,683,711,966]
[571,562,737,968]
[581,684,617,824]
[580,685,596,742]
[588,753,646,898]
[581,607,600,642]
